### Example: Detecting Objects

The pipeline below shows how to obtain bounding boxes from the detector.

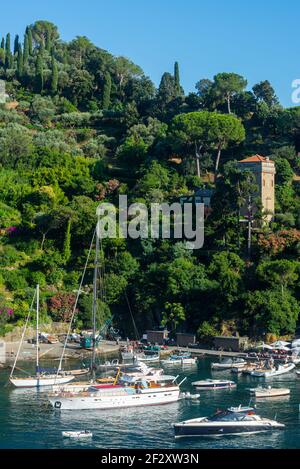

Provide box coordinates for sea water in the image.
[1,357,300,449]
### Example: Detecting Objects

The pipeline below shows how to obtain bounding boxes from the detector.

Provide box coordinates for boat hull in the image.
[174,422,283,438]
[161,358,197,366]
[192,380,236,390]
[48,387,180,410]
[10,375,74,388]
[251,364,295,378]
[250,388,290,398]
[211,362,245,370]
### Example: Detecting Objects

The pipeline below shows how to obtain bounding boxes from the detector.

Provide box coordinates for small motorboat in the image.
[227,405,255,413]
[173,409,285,438]
[251,362,295,378]
[161,353,197,366]
[231,365,247,374]
[211,358,246,370]
[135,353,160,362]
[181,392,200,400]
[97,359,120,370]
[64,368,89,376]
[62,430,93,439]
[192,379,236,390]
[249,386,290,398]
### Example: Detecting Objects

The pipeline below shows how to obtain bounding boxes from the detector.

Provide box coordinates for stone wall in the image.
[2,322,69,342]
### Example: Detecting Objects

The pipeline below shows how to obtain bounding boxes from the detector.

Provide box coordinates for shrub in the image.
[2,270,28,291]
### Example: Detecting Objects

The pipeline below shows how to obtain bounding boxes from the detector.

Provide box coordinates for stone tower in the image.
[238,155,276,222]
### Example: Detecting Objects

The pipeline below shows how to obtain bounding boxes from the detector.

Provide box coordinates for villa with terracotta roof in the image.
[238,154,276,223]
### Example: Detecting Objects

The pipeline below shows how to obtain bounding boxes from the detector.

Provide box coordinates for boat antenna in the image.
[55,229,95,381]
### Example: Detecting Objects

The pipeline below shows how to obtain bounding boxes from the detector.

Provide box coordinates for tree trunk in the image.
[195,142,202,178]
[214,145,222,181]
[40,233,46,250]
[227,94,231,114]
[195,154,200,178]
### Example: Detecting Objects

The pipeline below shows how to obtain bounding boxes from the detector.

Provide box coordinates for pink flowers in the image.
[0,308,14,316]
[5,226,17,236]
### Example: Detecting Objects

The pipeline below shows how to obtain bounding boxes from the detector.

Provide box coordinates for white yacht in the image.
[48,378,182,410]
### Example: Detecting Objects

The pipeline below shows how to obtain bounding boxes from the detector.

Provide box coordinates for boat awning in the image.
[36,367,57,373]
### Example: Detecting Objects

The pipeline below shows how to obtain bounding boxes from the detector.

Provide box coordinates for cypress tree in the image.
[63,219,72,264]
[35,51,44,92]
[50,55,58,94]
[26,27,33,55]
[17,44,23,79]
[14,34,19,55]
[45,30,51,51]
[102,72,111,109]
[23,33,29,65]
[0,38,4,67]
[174,61,180,92]
[5,33,12,68]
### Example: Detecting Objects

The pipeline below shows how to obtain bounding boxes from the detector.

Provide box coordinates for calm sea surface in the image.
[1,357,300,449]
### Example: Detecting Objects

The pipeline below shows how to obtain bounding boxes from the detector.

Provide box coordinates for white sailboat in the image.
[9,285,74,388]
[47,223,184,410]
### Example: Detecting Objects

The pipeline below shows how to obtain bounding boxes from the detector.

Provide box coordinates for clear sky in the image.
[0,0,299,107]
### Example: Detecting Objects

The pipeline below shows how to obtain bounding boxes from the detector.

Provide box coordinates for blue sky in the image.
[1,0,299,107]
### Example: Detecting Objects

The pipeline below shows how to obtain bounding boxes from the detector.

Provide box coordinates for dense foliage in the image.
[0,21,300,339]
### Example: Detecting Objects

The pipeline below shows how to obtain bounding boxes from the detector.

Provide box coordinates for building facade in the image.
[238,154,276,222]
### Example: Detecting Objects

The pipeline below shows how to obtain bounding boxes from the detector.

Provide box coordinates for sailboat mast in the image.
[91,227,100,381]
[36,284,40,375]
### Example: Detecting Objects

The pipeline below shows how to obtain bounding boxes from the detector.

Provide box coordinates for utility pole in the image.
[247,195,253,259]
[239,195,253,260]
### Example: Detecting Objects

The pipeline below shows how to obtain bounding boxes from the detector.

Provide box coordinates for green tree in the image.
[35,51,44,92]
[102,72,111,109]
[17,44,23,79]
[161,302,186,332]
[257,260,299,291]
[63,218,72,263]
[174,61,183,95]
[23,32,29,65]
[13,34,19,55]
[31,20,59,48]
[245,289,299,336]
[50,56,58,94]
[157,72,177,106]
[208,251,245,307]
[0,123,33,168]
[213,72,247,114]
[26,27,33,55]
[5,33,12,68]
[253,80,279,107]
[170,111,245,177]
[170,111,210,177]
[206,112,245,175]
